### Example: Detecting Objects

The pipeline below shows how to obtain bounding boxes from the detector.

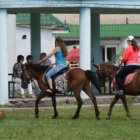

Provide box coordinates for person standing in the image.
[39,37,68,93]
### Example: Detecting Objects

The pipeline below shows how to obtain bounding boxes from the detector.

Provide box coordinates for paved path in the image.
[1,103,140,110]
[0,95,139,109]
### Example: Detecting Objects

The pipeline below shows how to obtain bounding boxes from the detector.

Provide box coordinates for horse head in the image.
[21,63,50,90]
[93,62,119,82]
[20,64,33,89]
[93,63,107,82]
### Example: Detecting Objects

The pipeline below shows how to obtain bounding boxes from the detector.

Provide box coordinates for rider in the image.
[115,35,140,94]
[39,37,68,93]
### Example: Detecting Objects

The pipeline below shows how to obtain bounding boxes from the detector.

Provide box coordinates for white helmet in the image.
[127,35,134,41]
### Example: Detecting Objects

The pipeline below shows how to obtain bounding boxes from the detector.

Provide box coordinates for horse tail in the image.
[85,70,102,94]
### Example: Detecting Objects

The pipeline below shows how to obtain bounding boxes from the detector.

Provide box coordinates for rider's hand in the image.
[38,60,42,64]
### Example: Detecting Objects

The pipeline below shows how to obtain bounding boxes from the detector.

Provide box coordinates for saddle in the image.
[43,67,69,93]
[111,69,140,92]
[52,67,68,80]
[123,70,140,85]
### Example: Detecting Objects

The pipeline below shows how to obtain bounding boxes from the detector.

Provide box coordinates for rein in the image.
[23,72,32,83]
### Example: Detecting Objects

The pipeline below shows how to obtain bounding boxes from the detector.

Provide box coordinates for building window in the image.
[101,45,118,64]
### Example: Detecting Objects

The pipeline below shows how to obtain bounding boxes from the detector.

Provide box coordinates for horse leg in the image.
[35,91,46,118]
[51,94,58,119]
[106,94,120,120]
[83,87,100,120]
[72,90,83,119]
[119,95,131,119]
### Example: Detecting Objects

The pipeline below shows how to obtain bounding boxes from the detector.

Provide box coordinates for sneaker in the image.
[29,94,36,99]
[114,90,123,95]
[20,94,26,99]
[44,88,53,93]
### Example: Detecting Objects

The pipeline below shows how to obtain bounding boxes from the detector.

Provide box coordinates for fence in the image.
[8,65,112,98]
[8,73,15,98]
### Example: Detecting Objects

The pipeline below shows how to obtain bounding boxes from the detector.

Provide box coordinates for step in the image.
[2,95,140,108]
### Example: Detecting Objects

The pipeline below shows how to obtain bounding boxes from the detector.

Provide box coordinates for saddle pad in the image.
[124,72,137,85]
[54,74,67,93]
[111,71,137,92]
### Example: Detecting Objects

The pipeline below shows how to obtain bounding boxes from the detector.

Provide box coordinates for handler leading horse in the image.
[21,64,101,119]
[94,62,140,120]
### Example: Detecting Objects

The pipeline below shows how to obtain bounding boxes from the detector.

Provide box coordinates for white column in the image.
[80,8,91,99]
[0,9,8,104]
[80,8,91,69]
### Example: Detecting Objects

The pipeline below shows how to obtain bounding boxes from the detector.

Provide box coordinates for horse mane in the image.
[25,63,50,73]
[100,62,119,80]
[101,62,119,71]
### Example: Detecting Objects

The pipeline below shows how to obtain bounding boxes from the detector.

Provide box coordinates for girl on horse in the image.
[39,37,68,93]
[115,35,140,94]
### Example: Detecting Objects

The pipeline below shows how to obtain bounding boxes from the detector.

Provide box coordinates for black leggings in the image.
[116,65,140,90]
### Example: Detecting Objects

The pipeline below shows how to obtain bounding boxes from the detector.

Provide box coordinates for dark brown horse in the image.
[94,62,140,120]
[21,64,101,119]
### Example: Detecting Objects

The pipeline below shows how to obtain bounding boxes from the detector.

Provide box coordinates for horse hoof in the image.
[51,113,58,119]
[52,115,58,119]
[52,116,57,119]
[35,114,39,118]
[106,117,110,120]
[126,115,131,120]
[72,116,79,119]
[96,116,100,120]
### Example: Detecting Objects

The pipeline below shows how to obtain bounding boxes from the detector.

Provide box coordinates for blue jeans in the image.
[46,63,67,80]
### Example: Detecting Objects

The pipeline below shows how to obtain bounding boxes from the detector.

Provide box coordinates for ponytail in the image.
[132,39,139,51]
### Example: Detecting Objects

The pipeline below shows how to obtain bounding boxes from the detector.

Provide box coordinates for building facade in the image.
[8,13,69,74]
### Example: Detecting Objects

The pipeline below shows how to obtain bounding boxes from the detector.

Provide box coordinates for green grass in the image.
[0,106,140,140]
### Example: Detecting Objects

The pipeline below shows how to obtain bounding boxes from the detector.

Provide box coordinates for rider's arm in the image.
[121,47,130,63]
[40,47,59,63]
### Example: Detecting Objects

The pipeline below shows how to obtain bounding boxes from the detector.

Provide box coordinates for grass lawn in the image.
[0,105,140,140]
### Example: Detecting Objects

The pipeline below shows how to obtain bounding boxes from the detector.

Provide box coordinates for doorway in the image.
[101,45,118,64]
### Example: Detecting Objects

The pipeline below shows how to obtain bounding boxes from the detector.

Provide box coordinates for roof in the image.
[101,24,140,38]
[61,24,140,38]
[16,13,69,30]
[4,1,140,14]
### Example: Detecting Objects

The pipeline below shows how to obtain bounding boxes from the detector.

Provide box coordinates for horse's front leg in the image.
[51,93,58,119]
[106,94,120,120]
[120,95,131,119]
[35,91,46,118]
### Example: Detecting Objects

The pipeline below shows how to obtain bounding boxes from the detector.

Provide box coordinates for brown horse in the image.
[94,62,140,120]
[21,64,101,119]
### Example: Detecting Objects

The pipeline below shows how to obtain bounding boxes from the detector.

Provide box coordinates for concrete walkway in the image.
[0,95,139,109]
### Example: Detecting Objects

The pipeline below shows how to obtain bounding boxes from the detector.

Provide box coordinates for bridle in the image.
[22,71,32,83]
[95,63,109,82]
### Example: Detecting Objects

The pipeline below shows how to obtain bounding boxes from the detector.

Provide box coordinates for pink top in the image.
[121,45,139,65]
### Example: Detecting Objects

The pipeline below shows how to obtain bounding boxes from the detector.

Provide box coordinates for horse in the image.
[94,62,140,120]
[21,63,101,120]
